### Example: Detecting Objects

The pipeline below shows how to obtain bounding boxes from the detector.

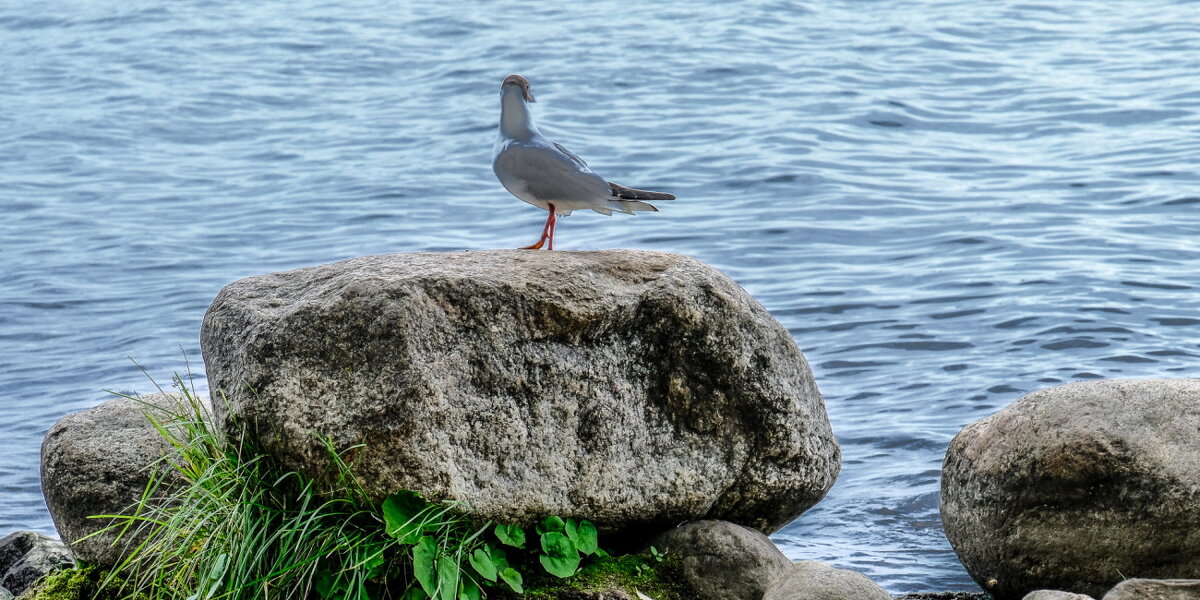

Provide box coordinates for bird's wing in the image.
[494,139,611,205]
[552,141,591,171]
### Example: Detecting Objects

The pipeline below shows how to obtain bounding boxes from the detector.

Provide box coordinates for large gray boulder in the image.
[941,379,1200,600]
[646,520,792,600]
[201,250,840,537]
[762,560,892,600]
[1102,579,1200,600]
[40,393,211,566]
[0,531,73,596]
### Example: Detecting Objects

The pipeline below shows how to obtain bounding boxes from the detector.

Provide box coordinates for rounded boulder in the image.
[941,379,1200,599]
[201,250,840,538]
[40,393,210,566]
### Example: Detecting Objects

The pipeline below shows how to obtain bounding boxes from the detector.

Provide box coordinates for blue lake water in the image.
[2,0,1199,593]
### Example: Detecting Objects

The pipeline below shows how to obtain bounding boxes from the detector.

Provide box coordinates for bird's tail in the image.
[608,182,676,201]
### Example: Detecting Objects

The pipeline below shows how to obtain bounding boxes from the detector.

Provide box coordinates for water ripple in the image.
[3,0,1200,593]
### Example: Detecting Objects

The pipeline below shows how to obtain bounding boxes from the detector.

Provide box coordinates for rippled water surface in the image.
[3,0,1199,592]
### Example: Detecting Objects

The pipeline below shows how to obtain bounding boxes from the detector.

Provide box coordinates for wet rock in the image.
[0,531,73,596]
[1102,579,1200,600]
[941,379,1200,600]
[40,393,211,566]
[201,250,840,538]
[646,520,791,600]
[763,560,891,600]
[1023,591,1096,600]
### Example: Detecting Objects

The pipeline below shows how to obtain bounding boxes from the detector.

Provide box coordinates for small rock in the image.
[40,393,212,566]
[763,560,891,600]
[941,379,1200,599]
[0,531,39,575]
[555,590,634,600]
[1024,591,1096,600]
[1102,579,1200,600]
[0,531,73,596]
[646,520,792,600]
[895,594,990,600]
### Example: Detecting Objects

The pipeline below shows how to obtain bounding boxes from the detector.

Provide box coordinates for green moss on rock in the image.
[18,565,146,600]
[492,554,689,600]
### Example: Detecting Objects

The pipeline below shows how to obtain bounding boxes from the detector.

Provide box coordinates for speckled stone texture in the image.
[646,520,792,600]
[941,379,1200,600]
[0,531,73,596]
[1101,579,1200,600]
[762,560,892,600]
[40,394,211,566]
[201,250,840,539]
[1024,590,1096,600]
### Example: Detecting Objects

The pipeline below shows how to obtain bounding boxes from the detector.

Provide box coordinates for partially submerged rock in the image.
[941,379,1200,600]
[0,531,73,596]
[1102,579,1200,600]
[646,519,792,600]
[40,393,211,566]
[201,250,840,538]
[763,560,891,600]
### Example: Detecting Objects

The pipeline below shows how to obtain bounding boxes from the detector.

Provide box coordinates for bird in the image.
[491,74,675,250]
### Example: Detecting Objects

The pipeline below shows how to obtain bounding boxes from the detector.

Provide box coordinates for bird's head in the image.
[501,74,536,102]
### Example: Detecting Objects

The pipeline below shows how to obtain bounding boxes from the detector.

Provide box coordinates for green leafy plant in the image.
[373,491,606,598]
[87,369,618,600]
[86,374,393,600]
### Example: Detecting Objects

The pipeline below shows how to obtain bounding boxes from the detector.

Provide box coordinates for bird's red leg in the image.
[546,204,557,250]
[520,207,553,249]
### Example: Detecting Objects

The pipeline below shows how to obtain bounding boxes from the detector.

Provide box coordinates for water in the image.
[2,0,1198,592]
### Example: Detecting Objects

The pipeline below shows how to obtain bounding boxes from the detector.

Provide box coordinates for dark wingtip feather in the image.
[608,181,676,201]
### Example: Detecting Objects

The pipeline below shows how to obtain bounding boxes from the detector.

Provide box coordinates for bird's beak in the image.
[525,89,536,103]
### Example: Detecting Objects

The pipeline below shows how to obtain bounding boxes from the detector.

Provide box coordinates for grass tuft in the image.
[93,376,392,600]
[80,371,684,600]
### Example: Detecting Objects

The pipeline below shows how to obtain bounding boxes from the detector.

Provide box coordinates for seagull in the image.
[492,74,675,250]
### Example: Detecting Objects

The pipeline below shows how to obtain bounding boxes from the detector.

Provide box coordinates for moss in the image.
[490,553,688,600]
[18,565,147,600]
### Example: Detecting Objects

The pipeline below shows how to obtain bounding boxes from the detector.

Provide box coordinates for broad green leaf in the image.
[458,579,482,600]
[489,545,510,570]
[208,553,229,581]
[315,570,342,600]
[437,554,459,600]
[384,491,429,544]
[361,544,387,579]
[401,588,428,600]
[564,518,578,544]
[499,567,524,593]
[413,536,438,597]
[539,553,580,578]
[468,548,497,582]
[539,531,580,577]
[493,523,526,548]
[574,520,599,555]
[536,516,566,535]
[541,531,577,557]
